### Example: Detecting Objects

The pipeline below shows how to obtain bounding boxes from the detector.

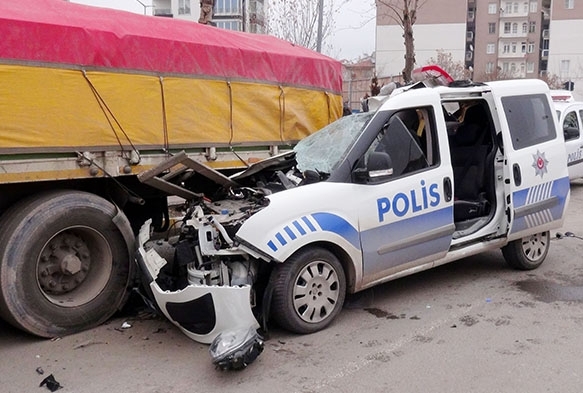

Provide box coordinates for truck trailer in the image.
[0,0,342,338]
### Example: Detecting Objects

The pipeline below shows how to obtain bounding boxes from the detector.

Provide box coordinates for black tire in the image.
[0,190,134,337]
[270,247,346,334]
[501,231,550,270]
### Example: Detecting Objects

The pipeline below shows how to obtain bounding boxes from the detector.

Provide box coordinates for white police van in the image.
[551,90,583,180]
[137,69,570,368]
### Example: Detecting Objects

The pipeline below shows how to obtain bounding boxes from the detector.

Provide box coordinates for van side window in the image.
[363,107,437,178]
[563,111,580,141]
[501,94,556,150]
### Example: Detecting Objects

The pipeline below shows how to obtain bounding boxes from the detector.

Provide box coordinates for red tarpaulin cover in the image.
[0,0,342,93]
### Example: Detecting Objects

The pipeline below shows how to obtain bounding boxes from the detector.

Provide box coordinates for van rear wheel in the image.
[502,231,550,270]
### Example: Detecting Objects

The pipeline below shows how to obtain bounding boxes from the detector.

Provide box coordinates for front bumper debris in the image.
[136,219,262,368]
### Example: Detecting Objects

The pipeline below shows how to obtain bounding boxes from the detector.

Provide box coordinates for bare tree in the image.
[426,50,470,81]
[268,0,349,54]
[377,0,428,83]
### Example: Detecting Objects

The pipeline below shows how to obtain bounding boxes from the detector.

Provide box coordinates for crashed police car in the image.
[137,67,570,369]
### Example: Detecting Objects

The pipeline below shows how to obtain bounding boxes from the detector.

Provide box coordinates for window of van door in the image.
[363,108,434,178]
[502,94,556,149]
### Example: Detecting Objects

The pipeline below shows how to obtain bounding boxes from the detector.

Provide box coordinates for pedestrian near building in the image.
[199,0,214,24]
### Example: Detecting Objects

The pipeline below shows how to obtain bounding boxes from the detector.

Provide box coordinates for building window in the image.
[565,0,574,9]
[486,62,495,74]
[512,23,518,34]
[512,42,517,53]
[216,0,242,15]
[489,22,496,34]
[468,10,475,20]
[504,22,512,34]
[561,60,571,75]
[503,62,509,73]
[503,43,511,53]
[527,62,535,73]
[513,2,519,13]
[529,21,536,33]
[522,22,528,33]
[521,42,527,53]
[511,63,517,73]
[523,2,528,13]
[489,3,497,14]
[530,1,537,12]
[215,19,242,31]
[487,43,496,54]
[505,2,512,13]
[527,42,535,53]
[178,0,191,15]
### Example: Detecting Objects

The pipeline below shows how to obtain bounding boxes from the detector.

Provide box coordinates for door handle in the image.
[443,177,452,202]
[513,163,522,187]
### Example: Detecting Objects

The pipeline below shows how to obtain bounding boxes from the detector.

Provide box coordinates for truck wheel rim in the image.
[37,226,113,307]
[521,232,549,262]
[292,260,340,324]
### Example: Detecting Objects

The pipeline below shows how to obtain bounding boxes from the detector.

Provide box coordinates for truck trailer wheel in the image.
[0,191,134,337]
[502,231,550,270]
[269,247,346,334]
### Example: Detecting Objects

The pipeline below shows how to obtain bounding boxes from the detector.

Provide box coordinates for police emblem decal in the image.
[532,150,549,178]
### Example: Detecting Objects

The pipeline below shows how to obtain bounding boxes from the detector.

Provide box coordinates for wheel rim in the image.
[521,232,549,263]
[292,260,340,324]
[36,226,113,307]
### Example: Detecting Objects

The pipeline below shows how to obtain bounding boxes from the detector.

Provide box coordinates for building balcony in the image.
[154,8,172,17]
[498,52,527,59]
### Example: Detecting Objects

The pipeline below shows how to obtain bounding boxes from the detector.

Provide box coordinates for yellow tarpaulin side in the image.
[0,64,342,153]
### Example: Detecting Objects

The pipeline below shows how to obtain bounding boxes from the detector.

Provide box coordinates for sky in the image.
[69,0,376,61]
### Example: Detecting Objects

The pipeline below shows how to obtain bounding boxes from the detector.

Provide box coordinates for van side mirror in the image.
[564,127,580,140]
[353,152,394,183]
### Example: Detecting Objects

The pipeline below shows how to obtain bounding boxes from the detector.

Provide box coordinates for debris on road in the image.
[39,374,62,392]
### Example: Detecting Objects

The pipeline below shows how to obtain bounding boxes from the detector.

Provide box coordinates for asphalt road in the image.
[1,180,582,393]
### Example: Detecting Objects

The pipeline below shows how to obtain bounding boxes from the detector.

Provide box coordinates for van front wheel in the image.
[270,247,346,334]
[502,231,550,270]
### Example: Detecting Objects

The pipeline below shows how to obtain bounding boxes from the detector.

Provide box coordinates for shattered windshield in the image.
[294,112,374,174]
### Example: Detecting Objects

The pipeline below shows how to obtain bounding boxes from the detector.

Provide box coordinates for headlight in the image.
[209,327,264,370]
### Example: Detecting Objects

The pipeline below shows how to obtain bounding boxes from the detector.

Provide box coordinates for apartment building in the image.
[152,0,265,33]
[375,0,581,98]
[469,0,549,81]
[548,0,583,96]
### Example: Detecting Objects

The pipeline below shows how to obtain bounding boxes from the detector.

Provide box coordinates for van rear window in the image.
[501,94,556,150]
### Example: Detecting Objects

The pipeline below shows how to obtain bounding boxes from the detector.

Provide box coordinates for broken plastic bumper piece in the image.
[136,219,260,345]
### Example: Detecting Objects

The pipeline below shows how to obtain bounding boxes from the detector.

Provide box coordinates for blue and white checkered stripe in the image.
[511,176,569,234]
[524,181,553,228]
[266,212,360,252]
[267,216,319,252]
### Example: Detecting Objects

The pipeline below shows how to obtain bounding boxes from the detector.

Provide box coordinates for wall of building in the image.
[471,0,547,81]
[153,0,200,21]
[548,1,583,99]
[375,0,468,78]
[376,23,466,78]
